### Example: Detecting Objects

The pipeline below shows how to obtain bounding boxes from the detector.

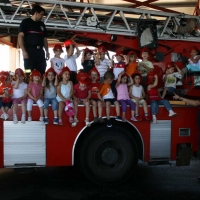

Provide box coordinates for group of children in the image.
[1,41,199,127]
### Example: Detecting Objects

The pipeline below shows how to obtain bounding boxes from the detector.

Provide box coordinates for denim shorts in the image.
[43,98,58,110]
[167,87,176,92]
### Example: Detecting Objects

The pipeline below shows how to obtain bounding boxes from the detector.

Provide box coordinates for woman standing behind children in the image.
[73,71,91,127]
[129,73,150,121]
[88,68,104,123]
[50,44,65,75]
[116,72,137,122]
[146,72,177,124]
[12,68,27,124]
[0,71,13,120]
[56,67,73,125]
[42,68,58,125]
[81,47,95,73]
[27,70,44,122]
[125,51,138,77]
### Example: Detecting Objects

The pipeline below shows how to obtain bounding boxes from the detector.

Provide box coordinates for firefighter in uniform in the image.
[173,93,200,182]
[18,5,50,77]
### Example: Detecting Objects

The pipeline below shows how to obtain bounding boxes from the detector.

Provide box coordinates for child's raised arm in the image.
[73,41,81,57]
[147,74,158,90]
[127,74,133,86]
[110,55,115,68]
[54,75,58,87]
[12,74,20,89]
[81,51,85,64]
[42,75,46,87]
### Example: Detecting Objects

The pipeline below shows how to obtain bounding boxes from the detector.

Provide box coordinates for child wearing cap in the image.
[146,72,177,124]
[116,71,137,122]
[95,46,110,83]
[27,70,44,122]
[56,67,73,125]
[12,68,27,124]
[50,44,65,75]
[125,51,138,77]
[42,68,59,125]
[98,71,122,128]
[73,71,91,127]
[129,72,150,121]
[161,62,182,99]
[88,68,104,123]
[0,71,13,120]
[81,47,95,73]
[63,40,81,84]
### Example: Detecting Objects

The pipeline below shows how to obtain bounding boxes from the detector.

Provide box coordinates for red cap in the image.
[141,47,150,54]
[146,71,155,85]
[30,69,41,77]
[76,71,90,85]
[115,50,124,57]
[53,44,63,52]
[64,40,73,47]
[98,46,107,53]
[45,68,57,77]
[88,67,100,81]
[127,51,137,57]
[0,71,9,84]
[15,68,25,77]
[58,66,71,78]
[190,46,198,51]
[166,62,176,70]
[84,47,93,55]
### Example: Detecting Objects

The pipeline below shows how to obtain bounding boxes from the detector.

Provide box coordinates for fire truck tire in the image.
[77,126,138,184]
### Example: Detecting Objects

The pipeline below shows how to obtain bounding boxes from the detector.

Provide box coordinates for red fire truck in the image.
[0,0,200,184]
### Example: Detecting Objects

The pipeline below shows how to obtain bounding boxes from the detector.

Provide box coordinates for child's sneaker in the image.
[152,117,157,124]
[58,119,63,125]
[98,117,105,123]
[44,118,49,125]
[53,118,59,125]
[13,115,18,124]
[135,115,142,121]
[93,117,99,123]
[72,118,79,127]
[130,116,138,121]
[39,116,44,122]
[21,115,26,124]
[3,113,9,120]
[85,118,90,127]
[145,115,150,121]
[107,119,112,127]
[169,111,177,117]
[122,117,126,122]
[115,116,122,122]
[28,117,32,122]
[0,114,4,119]
[69,117,74,123]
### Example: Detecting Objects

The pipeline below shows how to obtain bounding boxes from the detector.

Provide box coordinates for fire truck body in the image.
[0,104,198,183]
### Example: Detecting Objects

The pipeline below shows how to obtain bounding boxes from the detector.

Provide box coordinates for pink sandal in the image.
[69,117,74,123]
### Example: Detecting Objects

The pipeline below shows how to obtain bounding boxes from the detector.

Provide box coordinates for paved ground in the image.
[0,159,200,200]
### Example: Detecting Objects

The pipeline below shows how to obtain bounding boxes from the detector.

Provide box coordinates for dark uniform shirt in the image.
[82,60,95,73]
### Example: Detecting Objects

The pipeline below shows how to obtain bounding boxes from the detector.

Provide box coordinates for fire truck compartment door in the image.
[4,121,46,167]
[150,120,171,160]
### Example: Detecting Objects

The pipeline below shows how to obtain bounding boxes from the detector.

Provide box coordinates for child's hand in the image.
[173,93,180,100]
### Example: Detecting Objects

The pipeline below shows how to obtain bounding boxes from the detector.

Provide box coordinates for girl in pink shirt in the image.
[116,72,136,122]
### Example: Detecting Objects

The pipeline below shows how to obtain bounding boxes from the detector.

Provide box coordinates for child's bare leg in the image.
[135,101,139,115]
[13,103,18,114]
[91,100,97,117]
[53,110,58,118]
[161,87,168,98]
[114,101,120,116]
[131,110,135,118]
[84,100,90,119]
[142,101,148,114]
[28,111,31,117]
[122,112,126,118]
[58,101,65,120]
[106,101,111,119]
[44,108,48,118]
[97,101,102,117]
[21,102,26,115]
[73,100,79,119]
[39,106,43,117]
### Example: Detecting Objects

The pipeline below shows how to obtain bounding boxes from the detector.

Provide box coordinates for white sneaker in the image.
[28,117,32,122]
[169,111,177,117]
[39,116,44,122]
[0,114,4,119]
[13,115,18,124]
[176,81,183,86]
[85,118,90,127]
[71,118,79,127]
[3,113,9,120]
[153,118,157,124]
[21,115,26,124]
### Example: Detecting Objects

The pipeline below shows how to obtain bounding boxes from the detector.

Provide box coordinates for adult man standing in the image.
[18,5,49,76]
[173,94,200,182]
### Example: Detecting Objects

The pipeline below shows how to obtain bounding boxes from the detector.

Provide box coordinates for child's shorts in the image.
[90,98,100,102]
[167,87,175,92]
[12,98,27,104]
[131,99,145,105]
[0,99,12,109]
[187,64,200,71]
[27,99,44,111]
[104,98,117,105]
[44,98,58,110]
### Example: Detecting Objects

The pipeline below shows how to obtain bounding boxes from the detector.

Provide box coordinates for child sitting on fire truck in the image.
[146,72,177,124]
[12,68,27,124]
[27,70,44,122]
[0,71,13,120]
[88,68,104,123]
[56,67,73,125]
[98,71,122,128]
[42,68,59,125]
[72,71,91,127]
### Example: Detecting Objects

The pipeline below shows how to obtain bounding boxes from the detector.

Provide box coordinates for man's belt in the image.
[26,45,43,49]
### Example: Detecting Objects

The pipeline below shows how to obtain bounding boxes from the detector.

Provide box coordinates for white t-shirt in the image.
[163,73,182,88]
[131,85,143,98]
[138,61,154,76]
[64,53,78,72]
[96,58,110,77]
[12,81,27,98]
[50,57,65,75]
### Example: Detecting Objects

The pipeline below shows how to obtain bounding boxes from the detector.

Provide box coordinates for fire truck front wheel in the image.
[77,126,139,184]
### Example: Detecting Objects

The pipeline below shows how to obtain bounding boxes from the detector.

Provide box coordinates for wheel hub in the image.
[101,148,118,165]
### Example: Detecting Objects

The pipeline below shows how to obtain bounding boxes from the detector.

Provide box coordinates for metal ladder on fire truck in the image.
[0,0,200,42]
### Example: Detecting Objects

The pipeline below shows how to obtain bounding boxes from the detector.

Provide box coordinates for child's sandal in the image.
[71,118,79,127]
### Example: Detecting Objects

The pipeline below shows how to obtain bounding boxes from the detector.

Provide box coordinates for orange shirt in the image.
[99,83,114,99]
[126,61,137,76]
